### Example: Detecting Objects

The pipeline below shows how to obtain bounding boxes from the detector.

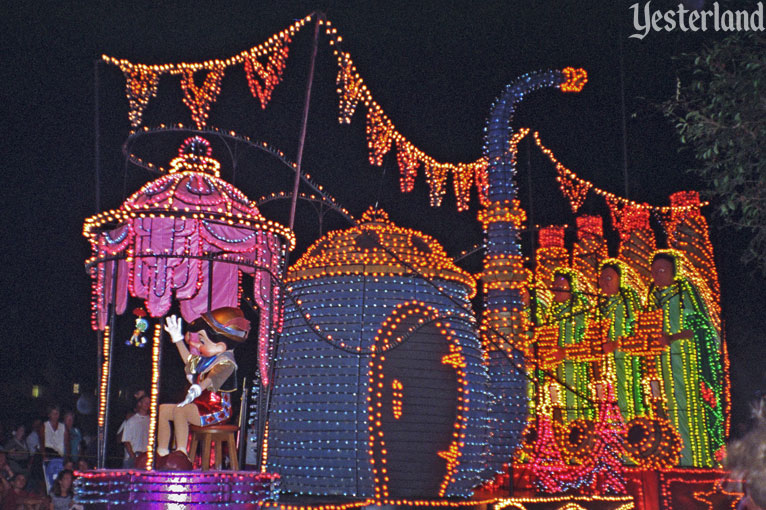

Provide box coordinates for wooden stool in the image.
[189,424,239,471]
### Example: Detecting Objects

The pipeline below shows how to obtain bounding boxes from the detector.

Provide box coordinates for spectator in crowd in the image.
[3,424,29,472]
[74,459,88,473]
[61,414,81,463]
[48,469,81,510]
[23,420,45,496]
[0,473,46,510]
[78,434,96,468]
[121,394,150,468]
[41,407,68,460]
[0,451,16,482]
[25,420,42,456]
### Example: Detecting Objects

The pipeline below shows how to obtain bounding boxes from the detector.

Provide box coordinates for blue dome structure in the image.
[265,208,493,499]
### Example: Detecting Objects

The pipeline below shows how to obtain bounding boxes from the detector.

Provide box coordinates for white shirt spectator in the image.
[44,421,66,457]
[121,413,150,460]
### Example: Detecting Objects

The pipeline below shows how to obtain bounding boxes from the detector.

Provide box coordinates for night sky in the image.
[2,1,764,434]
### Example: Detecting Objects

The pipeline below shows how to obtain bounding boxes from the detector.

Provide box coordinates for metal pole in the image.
[94,60,101,214]
[286,13,322,236]
[207,254,215,312]
[237,377,248,469]
[619,14,630,199]
[258,11,321,469]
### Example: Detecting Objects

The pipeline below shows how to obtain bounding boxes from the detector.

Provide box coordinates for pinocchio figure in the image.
[156,307,250,463]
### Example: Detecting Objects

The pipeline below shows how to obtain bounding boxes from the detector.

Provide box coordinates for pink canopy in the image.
[84,137,295,385]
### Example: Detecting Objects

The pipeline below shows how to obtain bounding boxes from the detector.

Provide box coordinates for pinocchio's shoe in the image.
[161,450,193,471]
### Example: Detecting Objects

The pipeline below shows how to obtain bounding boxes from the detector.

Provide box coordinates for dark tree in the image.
[664,33,766,273]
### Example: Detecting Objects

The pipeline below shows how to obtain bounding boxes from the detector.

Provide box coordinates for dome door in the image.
[368,305,460,499]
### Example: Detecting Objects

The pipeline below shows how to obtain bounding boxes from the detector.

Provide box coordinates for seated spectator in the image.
[3,424,29,472]
[0,473,46,510]
[121,394,150,468]
[48,469,81,510]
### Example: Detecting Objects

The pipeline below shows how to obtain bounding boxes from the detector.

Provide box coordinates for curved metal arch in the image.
[120,124,355,224]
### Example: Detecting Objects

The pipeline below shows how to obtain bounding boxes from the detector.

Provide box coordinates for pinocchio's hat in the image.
[194,307,250,342]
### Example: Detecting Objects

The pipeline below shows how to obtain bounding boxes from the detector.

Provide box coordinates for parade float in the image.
[77,12,739,510]
[80,135,290,507]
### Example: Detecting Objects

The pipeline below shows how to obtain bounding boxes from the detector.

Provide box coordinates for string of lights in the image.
[494,495,635,510]
[74,470,280,506]
[97,326,111,429]
[237,202,616,498]
[102,16,309,127]
[145,323,163,469]
[103,15,695,226]
[533,131,709,217]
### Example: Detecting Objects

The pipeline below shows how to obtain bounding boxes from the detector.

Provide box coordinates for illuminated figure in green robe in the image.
[596,259,646,422]
[520,273,550,417]
[647,249,725,467]
[544,268,594,422]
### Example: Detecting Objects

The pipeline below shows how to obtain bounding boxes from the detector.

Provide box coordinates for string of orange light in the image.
[102,14,706,216]
[533,131,708,214]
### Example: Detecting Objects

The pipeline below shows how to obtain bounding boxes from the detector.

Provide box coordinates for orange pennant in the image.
[121,66,160,127]
[424,160,448,207]
[180,65,225,129]
[557,170,592,213]
[337,52,365,124]
[366,106,392,166]
[244,36,291,109]
[453,164,474,212]
[395,138,419,193]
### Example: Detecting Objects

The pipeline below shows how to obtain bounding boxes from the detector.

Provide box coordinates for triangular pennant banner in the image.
[606,196,647,242]
[180,65,225,129]
[366,106,392,166]
[336,52,365,124]
[424,160,448,207]
[395,138,419,193]
[453,163,474,212]
[557,170,592,213]
[244,36,291,110]
[606,196,626,237]
[121,65,160,127]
